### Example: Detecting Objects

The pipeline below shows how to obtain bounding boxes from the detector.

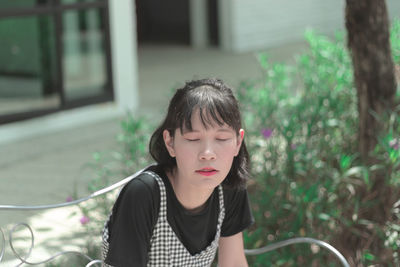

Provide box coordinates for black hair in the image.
[149,78,250,189]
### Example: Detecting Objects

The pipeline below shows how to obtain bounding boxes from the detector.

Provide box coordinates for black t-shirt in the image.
[104,165,254,267]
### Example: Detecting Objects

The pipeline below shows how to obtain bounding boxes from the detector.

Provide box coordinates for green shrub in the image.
[239,30,357,266]
[240,20,400,266]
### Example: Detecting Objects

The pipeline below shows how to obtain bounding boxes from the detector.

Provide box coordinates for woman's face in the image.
[163,109,244,191]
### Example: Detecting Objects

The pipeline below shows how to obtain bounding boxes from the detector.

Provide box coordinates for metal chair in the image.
[0,168,350,267]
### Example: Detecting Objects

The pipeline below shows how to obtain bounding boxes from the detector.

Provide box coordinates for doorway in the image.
[135,0,190,45]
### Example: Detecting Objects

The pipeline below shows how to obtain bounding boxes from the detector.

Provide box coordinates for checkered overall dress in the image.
[102,171,226,267]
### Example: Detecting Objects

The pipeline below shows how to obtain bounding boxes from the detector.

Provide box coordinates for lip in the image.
[195,167,218,176]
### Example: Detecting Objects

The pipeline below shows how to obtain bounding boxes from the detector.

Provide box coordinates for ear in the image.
[235,129,245,156]
[163,129,176,157]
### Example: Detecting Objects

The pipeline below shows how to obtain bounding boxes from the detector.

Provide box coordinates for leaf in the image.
[369,164,384,171]
[257,53,269,70]
[362,168,371,188]
[340,155,352,170]
[92,152,101,161]
[363,252,375,261]
[327,119,339,127]
[318,213,331,221]
[343,166,364,177]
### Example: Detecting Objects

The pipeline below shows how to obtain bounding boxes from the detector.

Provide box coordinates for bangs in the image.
[176,85,240,133]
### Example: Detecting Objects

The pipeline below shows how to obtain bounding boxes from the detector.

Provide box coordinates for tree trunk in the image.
[344,0,397,264]
[345,0,396,162]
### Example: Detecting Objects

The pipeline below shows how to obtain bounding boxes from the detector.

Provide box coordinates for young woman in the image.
[102,78,254,266]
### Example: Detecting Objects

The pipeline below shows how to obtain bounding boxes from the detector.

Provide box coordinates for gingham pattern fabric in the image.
[102,226,112,267]
[102,192,115,267]
[101,171,225,267]
[147,171,225,267]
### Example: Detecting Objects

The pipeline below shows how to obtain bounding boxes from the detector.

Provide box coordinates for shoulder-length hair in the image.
[149,78,250,189]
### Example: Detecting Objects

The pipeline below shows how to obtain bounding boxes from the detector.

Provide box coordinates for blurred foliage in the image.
[60,114,153,265]
[239,20,400,266]
[391,19,400,64]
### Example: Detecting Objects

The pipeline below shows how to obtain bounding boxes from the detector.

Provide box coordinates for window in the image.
[0,0,113,124]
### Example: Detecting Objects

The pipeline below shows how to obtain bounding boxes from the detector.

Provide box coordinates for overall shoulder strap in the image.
[143,171,167,221]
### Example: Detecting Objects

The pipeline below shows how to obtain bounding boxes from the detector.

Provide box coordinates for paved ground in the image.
[0,42,307,266]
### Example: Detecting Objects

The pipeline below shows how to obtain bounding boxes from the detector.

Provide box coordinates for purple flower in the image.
[261,128,273,139]
[66,196,73,202]
[389,138,399,150]
[80,216,90,225]
[291,144,297,150]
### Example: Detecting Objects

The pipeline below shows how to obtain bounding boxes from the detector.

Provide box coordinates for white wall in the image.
[190,0,209,48]
[109,0,139,112]
[220,0,400,53]
[387,0,400,22]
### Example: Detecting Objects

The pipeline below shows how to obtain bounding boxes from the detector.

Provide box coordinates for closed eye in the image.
[186,138,200,142]
[216,138,230,142]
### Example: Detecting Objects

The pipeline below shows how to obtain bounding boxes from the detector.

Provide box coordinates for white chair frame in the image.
[0,168,350,267]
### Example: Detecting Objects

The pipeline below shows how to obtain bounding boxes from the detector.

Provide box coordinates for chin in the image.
[194,178,219,188]
[198,177,226,189]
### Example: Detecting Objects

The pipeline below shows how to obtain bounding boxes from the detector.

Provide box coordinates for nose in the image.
[199,142,216,161]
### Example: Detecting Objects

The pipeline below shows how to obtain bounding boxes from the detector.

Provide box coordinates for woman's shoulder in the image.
[122,168,161,199]
[220,185,254,236]
[222,186,248,201]
[111,166,161,209]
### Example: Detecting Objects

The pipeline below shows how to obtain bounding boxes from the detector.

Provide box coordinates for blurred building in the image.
[0,0,399,139]
[0,0,136,126]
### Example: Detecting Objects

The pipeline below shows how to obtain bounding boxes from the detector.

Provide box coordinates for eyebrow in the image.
[182,128,235,134]
[216,128,235,133]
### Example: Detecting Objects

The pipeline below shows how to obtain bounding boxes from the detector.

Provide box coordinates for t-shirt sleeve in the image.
[221,187,254,237]
[104,174,159,267]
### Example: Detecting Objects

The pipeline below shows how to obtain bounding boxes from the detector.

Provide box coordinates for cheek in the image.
[218,143,239,158]
[174,146,196,161]
[226,139,240,152]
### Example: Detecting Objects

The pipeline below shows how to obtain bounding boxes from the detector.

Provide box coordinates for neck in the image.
[166,170,214,212]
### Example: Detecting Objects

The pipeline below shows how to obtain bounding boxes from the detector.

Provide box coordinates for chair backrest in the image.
[0,168,350,267]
